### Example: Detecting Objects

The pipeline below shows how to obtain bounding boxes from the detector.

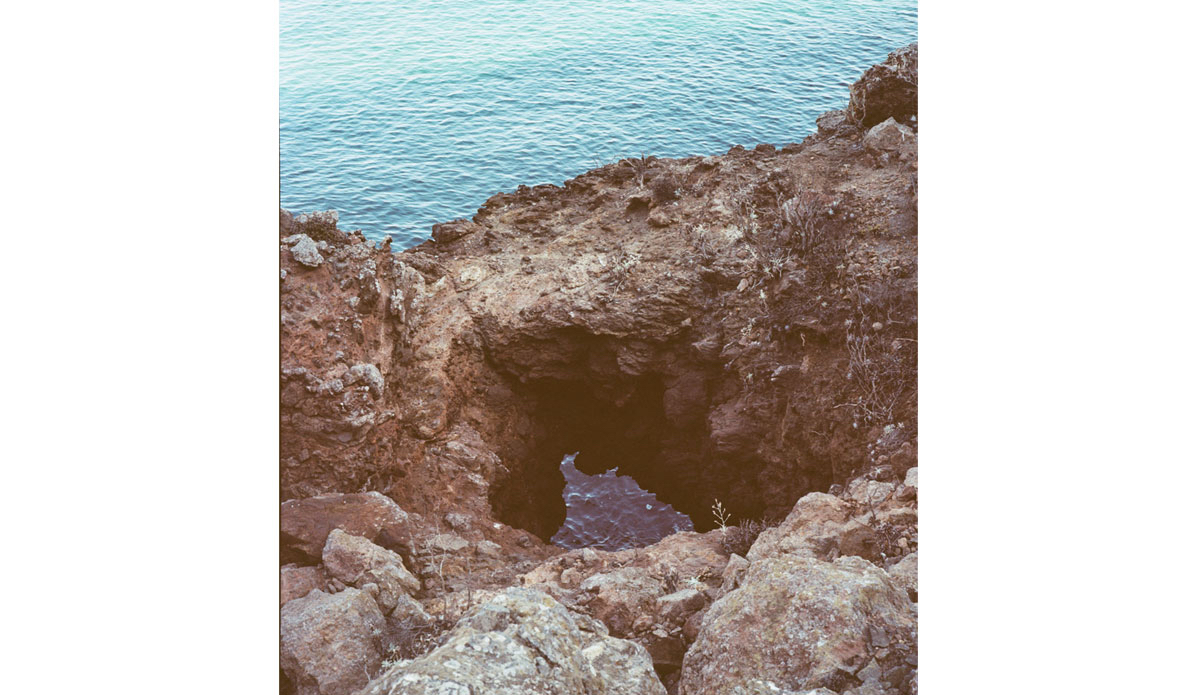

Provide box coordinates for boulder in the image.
[281,492,410,562]
[280,588,387,695]
[357,587,666,695]
[862,117,915,152]
[816,109,849,134]
[521,531,728,668]
[845,479,896,507]
[577,567,664,638]
[322,529,421,614]
[847,43,918,128]
[656,588,706,625]
[746,493,857,563]
[287,234,325,268]
[281,564,327,605]
[680,556,916,695]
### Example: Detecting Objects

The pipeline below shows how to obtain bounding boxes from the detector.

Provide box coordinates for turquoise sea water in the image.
[280,0,917,247]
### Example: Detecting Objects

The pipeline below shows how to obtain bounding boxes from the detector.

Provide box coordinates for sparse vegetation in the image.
[733,176,840,284]
[840,282,917,426]
[686,224,720,266]
[621,154,653,188]
[720,519,768,556]
[651,172,682,204]
[294,210,342,243]
[711,500,732,532]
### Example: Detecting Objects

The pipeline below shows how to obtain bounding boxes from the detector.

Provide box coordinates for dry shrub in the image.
[720,519,769,556]
[620,154,653,188]
[651,173,681,204]
[842,280,917,425]
[281,209,343,243]
[734,176,841,282]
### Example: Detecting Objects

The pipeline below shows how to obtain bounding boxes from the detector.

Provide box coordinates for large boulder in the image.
[282,492,410,562]
[847,43,918,128]
[862,117,915,153]
[356,587,666,695]
[680,556,916,695]
[746,493,874,563]
[322,529,421,614]
[281,588,387,695]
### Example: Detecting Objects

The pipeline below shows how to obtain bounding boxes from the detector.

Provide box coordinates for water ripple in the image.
[281,0,918,247]
[551,454,693,552]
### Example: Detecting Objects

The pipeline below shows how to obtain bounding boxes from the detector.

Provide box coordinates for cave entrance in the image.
[551,453,693,551]
[489,372,714,544]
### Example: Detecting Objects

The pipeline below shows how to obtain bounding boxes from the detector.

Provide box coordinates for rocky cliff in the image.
[280,43,918,695]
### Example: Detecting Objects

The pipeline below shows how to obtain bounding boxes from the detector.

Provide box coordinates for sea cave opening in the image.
[551,452,693,551]
[488,372,738,548]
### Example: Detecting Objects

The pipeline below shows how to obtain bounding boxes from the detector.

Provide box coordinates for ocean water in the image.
[280,0,918,247]
[551,454,693,551]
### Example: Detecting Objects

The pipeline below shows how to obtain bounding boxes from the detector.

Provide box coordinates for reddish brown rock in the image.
[280,588,386,695]
[321,529,420,614]
[847,43,918,128]
[279,43,919,534]
[281,492,409,563]
[279,45,921,694]
[281,564,327,605]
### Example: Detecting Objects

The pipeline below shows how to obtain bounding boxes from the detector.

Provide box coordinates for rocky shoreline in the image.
[281,43,918,695]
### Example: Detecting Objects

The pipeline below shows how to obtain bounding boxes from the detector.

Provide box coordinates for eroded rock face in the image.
[280,45,920,695]
[279,46,919,540]
[357,587,665,695]
[847,43,918,128]
[280,588,387,695]
[680,556,916,695]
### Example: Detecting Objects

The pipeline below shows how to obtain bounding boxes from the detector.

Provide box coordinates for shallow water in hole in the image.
[551,453,693,551]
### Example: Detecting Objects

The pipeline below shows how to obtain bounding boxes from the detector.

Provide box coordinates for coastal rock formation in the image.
[280,44,918,695]
[680,556,916,695]
[280,43,919,544]
[356,587,666,695]
[847,43,918,128]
